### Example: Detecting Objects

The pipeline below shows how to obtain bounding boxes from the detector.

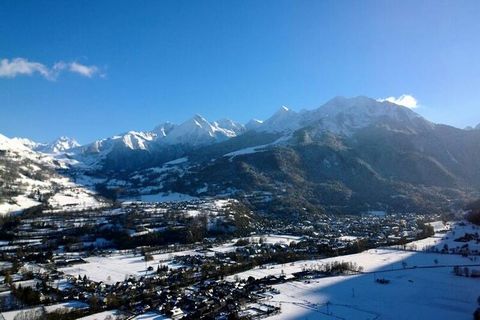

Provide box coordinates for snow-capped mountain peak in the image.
[245,119,263,131]
[9,137,43,150]
[39,136,80,153]
[120,131,155,150]
[22,95,439,173]
[214,119,246,135]
[152,122,176,137]
[250,96,432,135]
[0,134,34,152]
[79,131,155,163]
[255,105,300,133]
[163,114,237,146]
[304,96,432,135]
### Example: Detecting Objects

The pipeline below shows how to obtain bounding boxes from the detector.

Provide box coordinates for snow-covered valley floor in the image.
[262,251,478,319]
[252,222,480,320]
[57,221,480,319]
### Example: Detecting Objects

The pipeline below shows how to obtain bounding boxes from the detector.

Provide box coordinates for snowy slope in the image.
[83,131,156,153]
[10,136,80,154]
[65,97,434,173]
[303,96,433,135]
[37,136,80,153]
[231,222,480,320]
[252,96,433,136]
[255,106,301,133]
[0,133,36,152]
[245,119,263,130]
[0,133,108,215]
[0,96,464,206]
[72,115,244,166]
[10,137,45,150]
[71,131,157,169]
[162,115,239,145]
[265,253,478,320]
[152,122,176,137]
[214,118,246,135]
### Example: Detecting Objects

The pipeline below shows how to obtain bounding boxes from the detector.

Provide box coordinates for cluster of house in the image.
[0,196,455,319]
[0,255,283,319]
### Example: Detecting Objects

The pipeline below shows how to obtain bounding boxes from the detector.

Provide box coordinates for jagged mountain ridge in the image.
[3,96,480,215]
[38,136,81,153]
[66,96,433,169]
[22,96,430,166]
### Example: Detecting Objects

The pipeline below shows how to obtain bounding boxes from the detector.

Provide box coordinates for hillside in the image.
[2,96,480,216]
[0,134,109,215]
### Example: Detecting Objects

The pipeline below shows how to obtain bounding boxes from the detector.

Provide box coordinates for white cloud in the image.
[378,94,418,109]
[0,58,51,79]
[0,57,102,80]
[68,62,99,78]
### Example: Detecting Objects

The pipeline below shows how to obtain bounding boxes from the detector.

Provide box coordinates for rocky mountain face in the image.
[2,96,480,216]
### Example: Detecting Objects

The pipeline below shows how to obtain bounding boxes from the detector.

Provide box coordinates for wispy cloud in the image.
[0,57,102,80]
[68,62,99,77]
[0,58,51,79]
[378,94,418,109]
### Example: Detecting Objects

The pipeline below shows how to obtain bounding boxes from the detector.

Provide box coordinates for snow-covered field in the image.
[0,195,41,215]
[224,135,290,159]
[55,222,480,319]
[45,185,108,213]
[59,249,198,284]
[43,301,89,313]
[250,234,302,245]
[132,312,170,319]
[211,234,302,254]
[427,220,451,233]
[76,310,126,320]
[245,221,480,320]
[263,250,479,320]
[59,233,299,284]
[0,301,88,320]
[404,221,480,254]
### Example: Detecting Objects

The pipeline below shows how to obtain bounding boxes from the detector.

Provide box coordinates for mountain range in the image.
[2,96,480,217]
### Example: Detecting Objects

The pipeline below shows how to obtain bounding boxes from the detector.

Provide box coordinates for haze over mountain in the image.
[2,96,480,216]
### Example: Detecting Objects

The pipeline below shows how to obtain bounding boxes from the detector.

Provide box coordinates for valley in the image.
[1,96,480,319]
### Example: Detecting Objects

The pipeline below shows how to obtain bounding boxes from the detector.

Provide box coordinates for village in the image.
[0,198,478,319]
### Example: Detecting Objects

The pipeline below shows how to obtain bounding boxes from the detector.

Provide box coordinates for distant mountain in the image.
[65,115,247,169]
[255,106,301,133]
[3,96,480,217]
[1,134,38,154]
[80,115,246,153]
[10,137,45,150]
[303,96,433,134]
[72,131,159,170]
[152,97,480,214]
[215,119,246,135]
[0,134,106,215]
[83,131,155,153]
[245,119,263,131]
[37,136,80,153]
[10,136,80,154]
[252,96,432,136]
[152,122,176,137]
[161,115,238,146]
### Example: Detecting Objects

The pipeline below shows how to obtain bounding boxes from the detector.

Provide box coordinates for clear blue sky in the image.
[1,0,480,143]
